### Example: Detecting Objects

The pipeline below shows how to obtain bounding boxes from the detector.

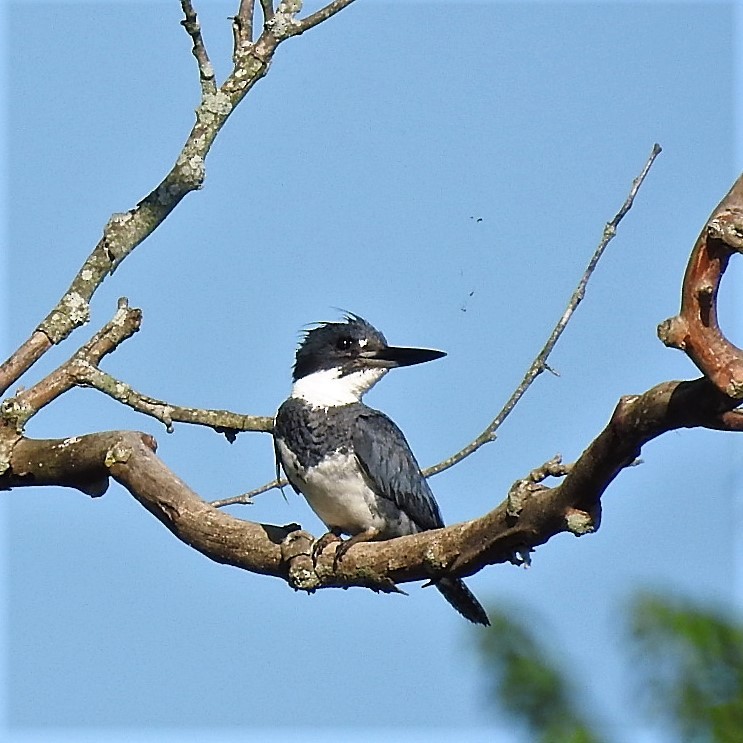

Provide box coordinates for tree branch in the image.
[211,477,285,508]
[658,173,743,399]
[1,299,142,432]
[0,333,55,398]
[3,165,740,595]
[427,144,663,477]
[1,295,272,438]
[73,364,273,437]
[181,0,217,95]
[2,375,739,595]
[448,376,742,578]
[259,0,275,23]
[232,0,256,58]
[0,0,356,398]
[292,0,356,35]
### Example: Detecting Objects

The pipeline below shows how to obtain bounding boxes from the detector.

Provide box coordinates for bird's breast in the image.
[275,440,417,539]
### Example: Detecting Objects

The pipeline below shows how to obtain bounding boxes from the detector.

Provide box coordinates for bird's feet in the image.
[313,527,382,571]
[312,530,343,565]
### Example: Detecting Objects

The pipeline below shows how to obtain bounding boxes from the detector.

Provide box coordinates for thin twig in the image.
[210,477,286,508]
[73,363,273,437]
[181,0,217,95]
[1,295,273,438]
[292,0,356,35]
[232,0,255,61]
[425,143,663,477]
[1,299,142,432]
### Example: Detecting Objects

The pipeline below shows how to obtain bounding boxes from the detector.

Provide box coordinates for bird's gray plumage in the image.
[274,400,441,537]
[352,410,443,532]
[273,314,489,625]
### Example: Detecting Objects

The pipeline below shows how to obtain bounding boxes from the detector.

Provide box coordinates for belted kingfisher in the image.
[273,313,489,625]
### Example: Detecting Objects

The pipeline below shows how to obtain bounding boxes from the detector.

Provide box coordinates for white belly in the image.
[276,441,417,538]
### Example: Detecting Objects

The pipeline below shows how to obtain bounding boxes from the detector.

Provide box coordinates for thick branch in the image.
[448,377,742,577]
[3,374,738,594]
[3,432,298,580]
[658,173,743,398]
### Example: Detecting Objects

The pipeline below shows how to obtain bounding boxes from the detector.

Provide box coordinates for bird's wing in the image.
[273,435,301,496]
[353,409,444,531]
[273,402,303,496]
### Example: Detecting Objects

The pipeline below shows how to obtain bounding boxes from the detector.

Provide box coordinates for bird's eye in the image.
[336,336,353,351]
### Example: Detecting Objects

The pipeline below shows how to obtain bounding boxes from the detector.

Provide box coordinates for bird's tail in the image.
[436,577,490,626]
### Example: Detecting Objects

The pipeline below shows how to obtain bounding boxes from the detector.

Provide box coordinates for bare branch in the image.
[426,143,663,477]
[448,376,742,578]
[2,295,272,439]
[181,0,217,95]
[292,0,356,35]
[1,0,360,400]
[1,3,323,397]
[215,145,663,502]
[73,363,273,437]
[260,0,275,23]
[234,0,256,51]
[1,299,142,432]
[0,333,54,398]
[3,431,295,577]
[658,172,743,398]
[210,477,285,508]
[2,375,739,595]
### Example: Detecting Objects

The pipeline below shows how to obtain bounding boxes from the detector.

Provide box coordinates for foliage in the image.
[477,609,605,743]
[477,594,743,742]
[630,593,743,743]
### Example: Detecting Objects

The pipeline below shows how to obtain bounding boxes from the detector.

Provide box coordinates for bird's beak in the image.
[360,346,446,368]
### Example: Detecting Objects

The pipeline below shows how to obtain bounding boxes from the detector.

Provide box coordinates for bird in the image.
[273,313,489,625]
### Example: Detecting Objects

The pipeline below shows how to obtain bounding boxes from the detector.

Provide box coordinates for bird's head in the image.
[291,313,446,405]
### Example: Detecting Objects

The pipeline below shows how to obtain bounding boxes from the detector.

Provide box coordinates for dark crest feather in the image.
[292,312,388,381]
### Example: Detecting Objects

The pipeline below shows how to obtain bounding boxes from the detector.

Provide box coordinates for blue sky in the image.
[2,1,742,741]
